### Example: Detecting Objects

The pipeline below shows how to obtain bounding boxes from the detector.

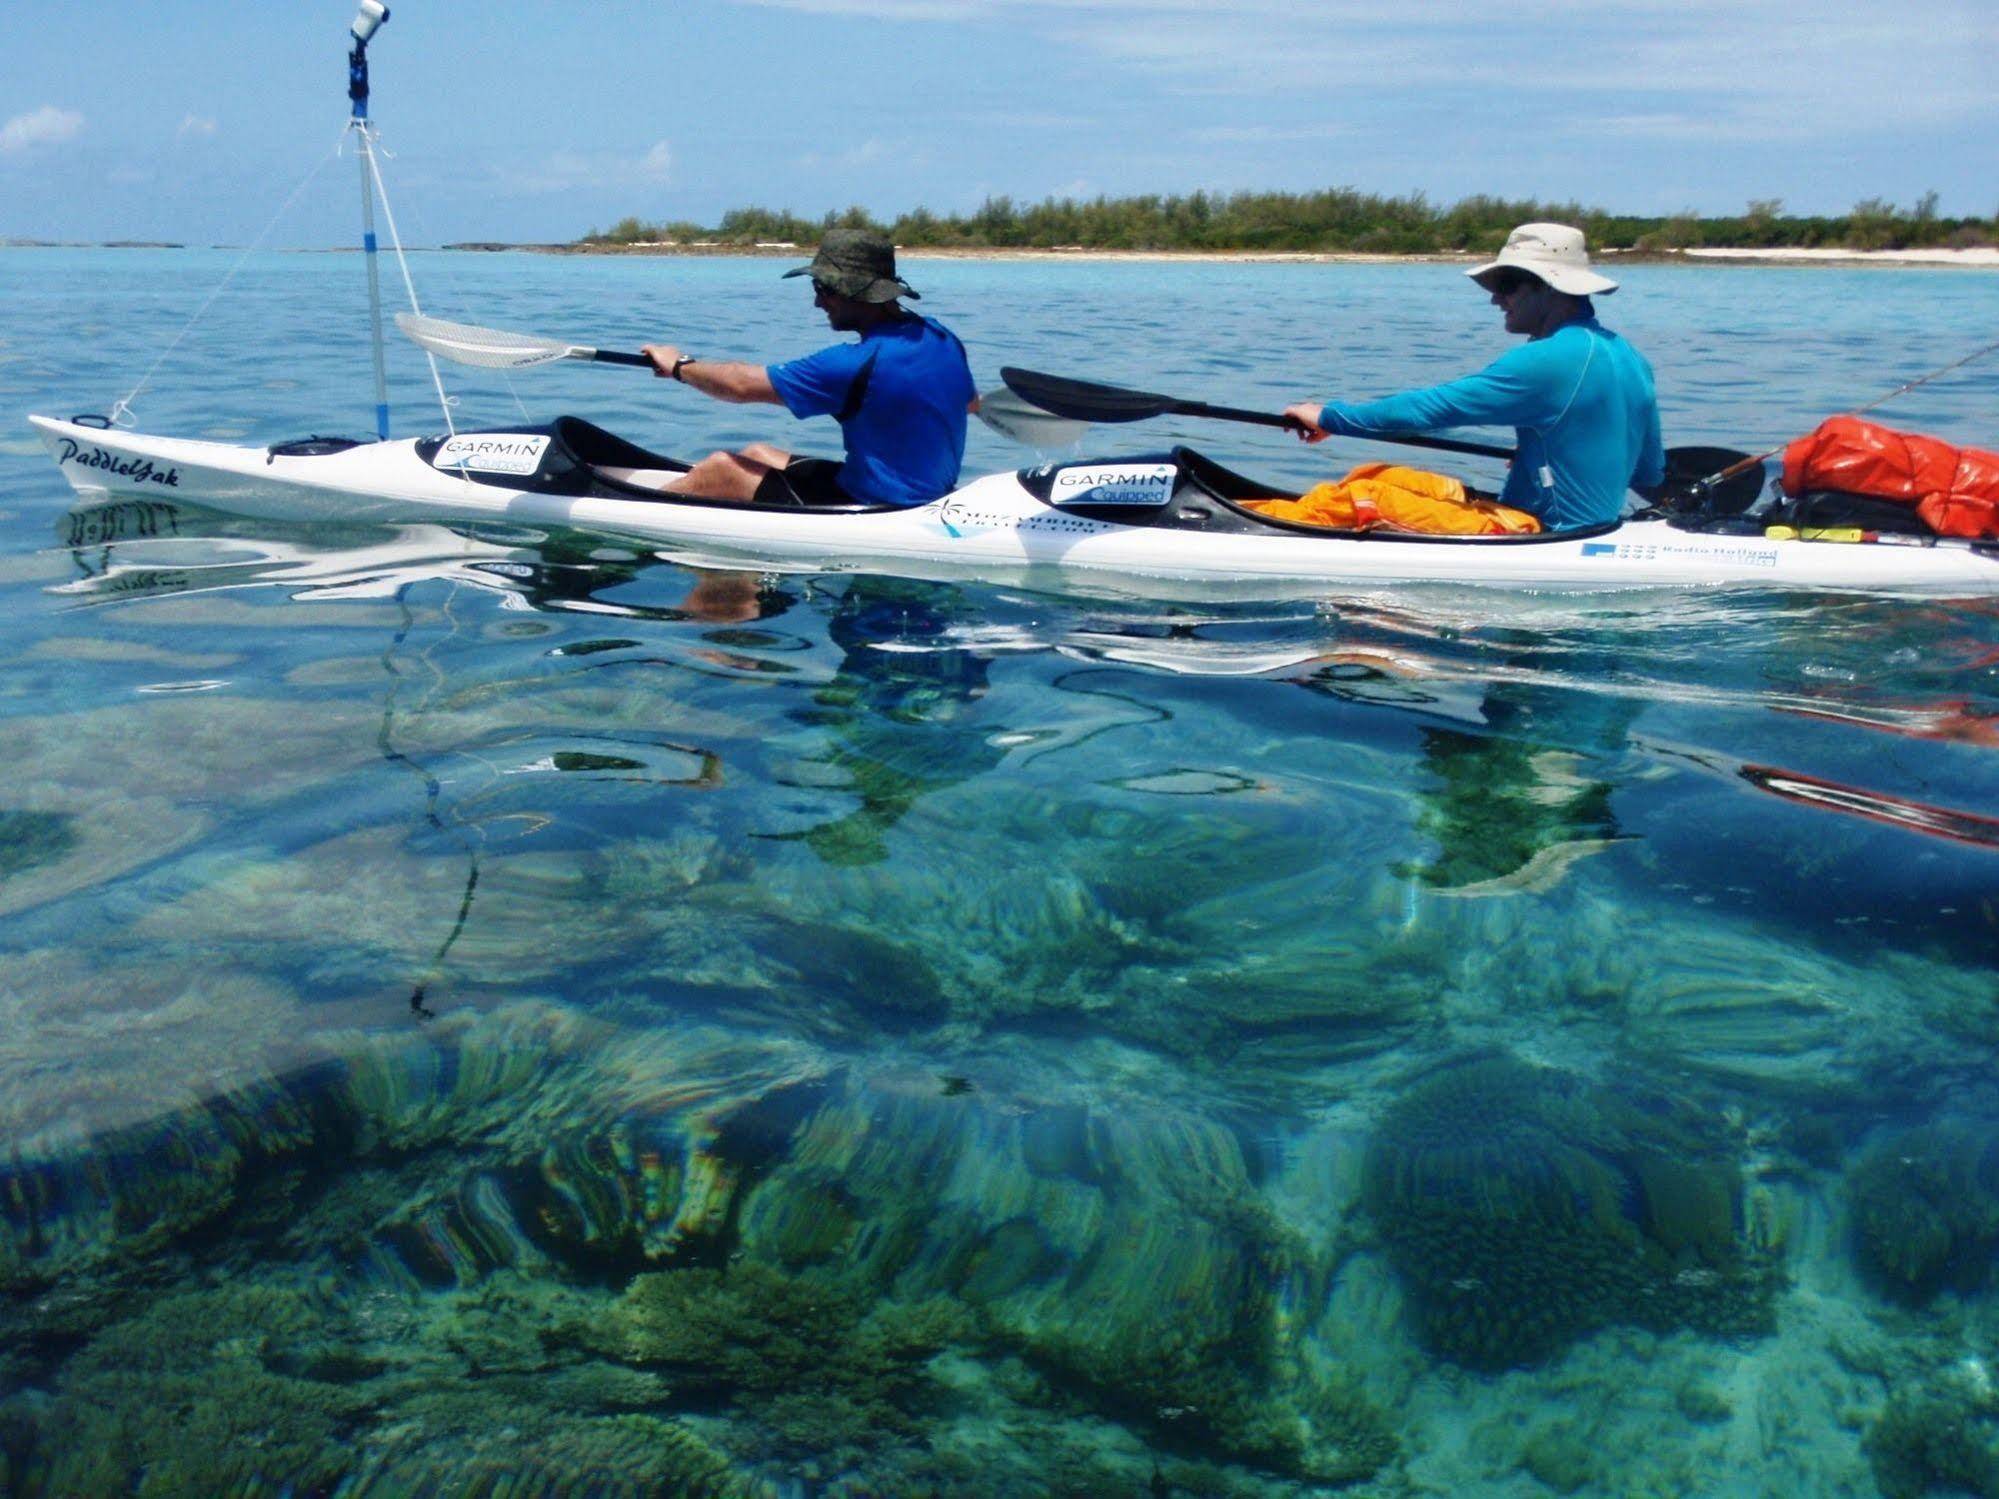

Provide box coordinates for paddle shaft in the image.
[1173,397,1513,461]
[998,368,1515,461]
[592,349,653,368]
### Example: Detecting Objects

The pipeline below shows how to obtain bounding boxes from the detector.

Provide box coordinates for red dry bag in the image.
[1781,416,1999,539]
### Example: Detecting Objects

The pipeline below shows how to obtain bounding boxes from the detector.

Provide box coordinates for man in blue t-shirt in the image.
[641,229,976,507]
[1282,223,1666,530]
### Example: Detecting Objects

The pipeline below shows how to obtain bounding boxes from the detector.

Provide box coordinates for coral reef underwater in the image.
[1360,1054,1778,1370]
[0,1004,1403,1496]
[7,991,1999,1494]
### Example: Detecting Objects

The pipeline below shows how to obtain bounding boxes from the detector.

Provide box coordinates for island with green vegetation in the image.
[576,189,1995,256]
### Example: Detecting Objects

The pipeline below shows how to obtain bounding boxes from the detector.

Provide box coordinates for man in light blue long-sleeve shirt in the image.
[1283,223,1665,531]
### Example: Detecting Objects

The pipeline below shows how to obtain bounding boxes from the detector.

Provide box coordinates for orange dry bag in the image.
[1781,416,1999,540]
[1245,463,1542,536]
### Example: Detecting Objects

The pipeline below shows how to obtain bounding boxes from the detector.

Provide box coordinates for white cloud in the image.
[176,114,218,141]
[730,0,1998,139]
[0,106,84,155]
[508,143,676,194]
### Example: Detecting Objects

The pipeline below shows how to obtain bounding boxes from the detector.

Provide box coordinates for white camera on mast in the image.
[351,1,389,45]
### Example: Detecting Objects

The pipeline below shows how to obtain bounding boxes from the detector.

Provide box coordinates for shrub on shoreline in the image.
[581,190,1994,255]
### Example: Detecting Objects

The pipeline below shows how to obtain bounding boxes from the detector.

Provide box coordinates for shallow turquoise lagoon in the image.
[1,248,1997,1496]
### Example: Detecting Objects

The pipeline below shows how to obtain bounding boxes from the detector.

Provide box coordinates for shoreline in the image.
[8,241,1995,269]
[522,242,1999,270]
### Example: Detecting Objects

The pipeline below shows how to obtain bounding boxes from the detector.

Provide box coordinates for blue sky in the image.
[3,0,1994,245]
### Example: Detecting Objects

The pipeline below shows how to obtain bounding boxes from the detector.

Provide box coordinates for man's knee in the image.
[738,442,792,469]
[676,449,768,502]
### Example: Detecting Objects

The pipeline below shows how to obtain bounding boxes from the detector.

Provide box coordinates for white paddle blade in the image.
[975,385,1089,449]
[394,312,591,370]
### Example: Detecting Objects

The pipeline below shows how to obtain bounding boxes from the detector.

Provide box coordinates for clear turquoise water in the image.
[1,248,1998,1496]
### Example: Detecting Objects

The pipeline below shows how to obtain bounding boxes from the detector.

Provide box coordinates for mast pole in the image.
[348,1,391,440]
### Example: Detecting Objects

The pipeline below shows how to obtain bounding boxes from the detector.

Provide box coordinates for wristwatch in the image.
[669,355,698,381]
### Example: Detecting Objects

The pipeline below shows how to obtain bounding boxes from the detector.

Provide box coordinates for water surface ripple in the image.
[1,249,1997,1496]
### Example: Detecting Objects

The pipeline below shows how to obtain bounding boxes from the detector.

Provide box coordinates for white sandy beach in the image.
[1681,246,1999,267]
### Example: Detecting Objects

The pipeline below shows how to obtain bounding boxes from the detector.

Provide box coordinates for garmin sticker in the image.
[435,434,550,475]
[1050,463,1176,508]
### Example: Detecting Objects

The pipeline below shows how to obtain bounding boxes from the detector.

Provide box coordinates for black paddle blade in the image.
[999,367,1178,424]
[1659,446,1765,516]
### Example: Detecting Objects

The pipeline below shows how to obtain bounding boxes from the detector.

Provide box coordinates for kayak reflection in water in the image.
[1282,222,1668,532]
[1295,657,1633,894]
[1395,683,1633,894]
[638,229,978,509]
[769,577,1001,867]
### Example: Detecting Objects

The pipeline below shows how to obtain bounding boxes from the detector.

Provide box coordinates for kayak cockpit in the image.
[414,416,896,513]
[1024,446,1624,545]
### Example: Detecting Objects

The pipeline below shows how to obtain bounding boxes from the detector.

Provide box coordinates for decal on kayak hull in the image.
[433,433,551,475]
[1049,463,1177,508]
[52,437,182,489]
[1583,539,1780,569]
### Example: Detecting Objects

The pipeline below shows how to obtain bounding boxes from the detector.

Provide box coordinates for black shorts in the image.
[754,457,855,508]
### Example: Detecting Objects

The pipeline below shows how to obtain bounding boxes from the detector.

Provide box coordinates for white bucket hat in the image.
[1468,222,1618,297]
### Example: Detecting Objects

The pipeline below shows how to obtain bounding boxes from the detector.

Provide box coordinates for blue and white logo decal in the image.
[1050,463,1176,508]
[435,434,551,475]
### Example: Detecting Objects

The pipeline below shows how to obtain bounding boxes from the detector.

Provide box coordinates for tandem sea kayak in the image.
[32,413,1999,598]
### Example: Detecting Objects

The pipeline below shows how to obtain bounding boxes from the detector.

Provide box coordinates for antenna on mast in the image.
[348,1,392,439]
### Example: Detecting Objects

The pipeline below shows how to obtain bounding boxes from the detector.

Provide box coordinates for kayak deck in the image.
[30,413,1999,597]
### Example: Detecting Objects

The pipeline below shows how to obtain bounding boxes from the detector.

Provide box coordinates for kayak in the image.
[31,413,1999,598]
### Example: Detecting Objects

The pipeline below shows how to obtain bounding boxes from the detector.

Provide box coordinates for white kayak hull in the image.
[32,414,1999,597]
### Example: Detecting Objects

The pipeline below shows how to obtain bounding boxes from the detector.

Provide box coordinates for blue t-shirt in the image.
[767,316,976,507]
[1317,319,1665,530]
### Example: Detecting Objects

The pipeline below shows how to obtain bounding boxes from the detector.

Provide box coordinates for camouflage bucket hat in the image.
[781,228,919,303]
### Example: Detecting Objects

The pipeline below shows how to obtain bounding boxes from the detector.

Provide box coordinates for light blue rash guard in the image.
[1316,318,1665,530]
[767,315,976,507]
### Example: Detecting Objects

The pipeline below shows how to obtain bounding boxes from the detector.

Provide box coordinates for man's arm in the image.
[1285,340,1573,442]
[1320,343,1568,436]
[641,344,780,405]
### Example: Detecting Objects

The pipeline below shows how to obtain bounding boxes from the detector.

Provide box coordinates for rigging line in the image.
[357,125,458,436]
[1691,331,1999,496]
[110,128,350,427]
[1845,332,1999,420]
[354,153,527,424]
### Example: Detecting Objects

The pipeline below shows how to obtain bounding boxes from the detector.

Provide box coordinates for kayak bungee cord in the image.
[1683,331,1999,506]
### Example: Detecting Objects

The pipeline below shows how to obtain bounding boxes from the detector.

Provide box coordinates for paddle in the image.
[396,316,1765,505]
[396,312,652,368]
[999,366,1516,462]
[394,312,1092,449]
[1000,365,1775,512]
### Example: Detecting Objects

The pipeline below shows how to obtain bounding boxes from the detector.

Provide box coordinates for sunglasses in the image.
[1488,270,1541,296]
